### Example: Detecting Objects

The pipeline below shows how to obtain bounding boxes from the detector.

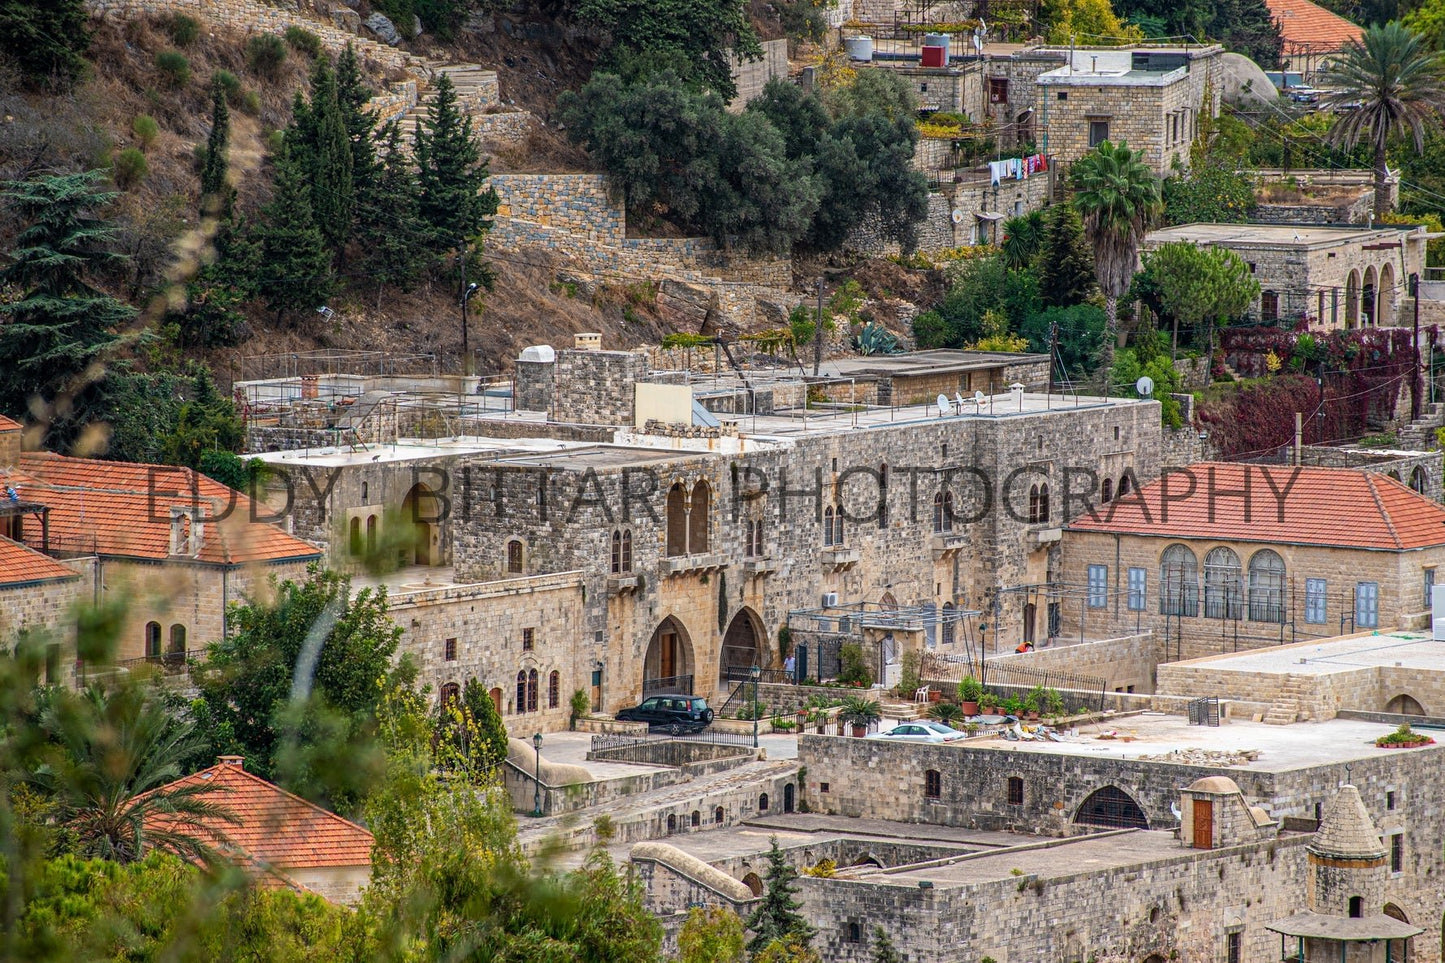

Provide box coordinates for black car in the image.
[616,695,715,733]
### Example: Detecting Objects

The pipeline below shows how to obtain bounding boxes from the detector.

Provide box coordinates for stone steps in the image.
[1262,697,1299,725]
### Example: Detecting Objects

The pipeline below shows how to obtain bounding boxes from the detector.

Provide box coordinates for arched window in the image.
[1038,483,1050,522]
[1410,466,1427,494]
[516,671,527,713]
[506,539,523,574]
[1074,785,1149,829]
[1007,776,1024,805]
[366,515,378,554]
[489,687,502,714]
[689,480,711,553]
[833,503,845,545]
[548,670,560,709]
[759,793,769,812]
[933,492,946,533]
[714,805,724,824]
[1204,547,1242,620]
[145,622,161,660]
[440,682,461,706]
[667,814,677,833]
[1160,544,1199,616]
[1118,474,1131,498]
[1248,549,1286,623]
[941,602,956,645]
[361,481,368,502]
[925,769,942,799]
[1101,478,1113,503]
[934,491,954,532]
[824,506,836,546]
[610,529,622,574]
[527,669,539,713]
[349,517,362,555]
[1028,484,1040,523]
[691,810,701,828]
[666,483,687,556]
[621,529,633,571]
[168,624,186,656]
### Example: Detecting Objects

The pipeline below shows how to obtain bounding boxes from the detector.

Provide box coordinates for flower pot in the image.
[928,690,942,703]
[961,700,980,716]
[1026,711,1040,721]
[852,724,867,737]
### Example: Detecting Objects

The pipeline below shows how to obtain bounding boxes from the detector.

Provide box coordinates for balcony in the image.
[930,531,969,559]
[743,556,777,577]
[820,546,860,571]
[607,573,641,595]
[1036,527,1063,546]
[659,553,730,576]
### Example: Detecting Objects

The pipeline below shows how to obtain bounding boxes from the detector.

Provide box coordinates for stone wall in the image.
[474,110,532,150]
[552,348,647,426]
[1288,446,1442,503]
[1254,191,1375,226]
[983,633,1160,694]
[727,39,789,110]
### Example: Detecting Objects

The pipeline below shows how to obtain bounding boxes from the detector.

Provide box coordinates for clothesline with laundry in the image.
[987,154,1049,185]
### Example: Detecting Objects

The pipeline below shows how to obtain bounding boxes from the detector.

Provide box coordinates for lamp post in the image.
[532,732,543,817]
[750,664,761,749]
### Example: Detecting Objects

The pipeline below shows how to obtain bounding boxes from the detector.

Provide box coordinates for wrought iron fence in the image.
[589,728,760,753]
[641,673,694,696]
[1188,697,1221,727]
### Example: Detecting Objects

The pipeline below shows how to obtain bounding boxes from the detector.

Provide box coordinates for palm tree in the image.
[1320,22,1445,221]
[1070,141,1163,370]
[999,209,1046,270]
[35,683,237,864]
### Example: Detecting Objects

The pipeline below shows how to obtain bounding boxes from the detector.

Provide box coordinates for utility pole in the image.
[813,278,824,377]
[1047,319,1058,395]
[1412,272,1423,421]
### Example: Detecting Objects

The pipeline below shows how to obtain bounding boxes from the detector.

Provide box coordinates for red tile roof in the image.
[0,415,19,432]
[1065,463,1445,551]
[5,453,321,565]
[1265,0,1363,53]
[147,758,373,870]
[0,535,79,587]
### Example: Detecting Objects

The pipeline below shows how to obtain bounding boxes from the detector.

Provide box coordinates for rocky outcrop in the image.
[363,11,400,44]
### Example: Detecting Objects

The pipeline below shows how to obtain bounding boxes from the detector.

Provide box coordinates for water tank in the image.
[844,36,874,62]
[921,45,947,68]
[519,345,556,363]
[924,33,950,53]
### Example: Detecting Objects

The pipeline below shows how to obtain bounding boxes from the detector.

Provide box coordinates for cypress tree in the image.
[358,122,432,301]
[336,43,379,212]
[1038,202,1098,308]
[199,78,232,217]
[744,838,816,956]
[870,927,903,963]
[415,72,498,247]
[305,57,355,254]
[255,149,334,320]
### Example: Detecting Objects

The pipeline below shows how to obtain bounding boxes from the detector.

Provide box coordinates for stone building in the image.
[1057,462,1445,660]
[1145,222,1428,328]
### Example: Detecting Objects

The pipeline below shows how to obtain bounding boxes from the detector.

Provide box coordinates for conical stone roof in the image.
[1308,785,1386,861]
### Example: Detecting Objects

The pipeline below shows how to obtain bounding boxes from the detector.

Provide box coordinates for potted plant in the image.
[1002,695,1025,717]
[841,695,882,737]
[810,706,831,734]
[770,715,796,733]
[979,691,999,714]
[927,701,964,727]
[569,689,590,731]
[1376,723,1436,749]
[928,687,942,703]
[958,676,983,716]
[1045,687,1066,720]
[1024,686,1048,721]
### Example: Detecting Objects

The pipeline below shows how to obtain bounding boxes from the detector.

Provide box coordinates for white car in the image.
[868,721,967,743]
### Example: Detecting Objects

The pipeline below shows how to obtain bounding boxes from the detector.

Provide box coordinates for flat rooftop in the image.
[1172,631,1445,677]
[250,435,582,467]
[959,712,1432,771]
[1147,222,1415,249]
[820,350,1048,379]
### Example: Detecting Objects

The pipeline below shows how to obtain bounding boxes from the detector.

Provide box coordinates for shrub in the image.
[240,90,262,116]
[927,701,964,725]
[132,114,159,149]
[568,689,589,728]
[212,69,242,103]
[246,34,287,79]
[166,13,201,46]
[284,26,323,57]
[837,642,873,688]
[111,147,148,188]
[154,50,191,87]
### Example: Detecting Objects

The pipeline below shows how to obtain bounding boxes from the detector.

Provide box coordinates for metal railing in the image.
[1188,697,1221,727]
[641,674,694,696]
[589,729,760,753]
[116,653,190,675]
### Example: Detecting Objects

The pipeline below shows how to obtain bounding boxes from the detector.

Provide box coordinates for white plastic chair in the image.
[914,686,930,705]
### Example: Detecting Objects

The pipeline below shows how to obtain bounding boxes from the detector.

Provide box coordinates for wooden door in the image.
[1192,799,1213,849]
[660,632,676,679]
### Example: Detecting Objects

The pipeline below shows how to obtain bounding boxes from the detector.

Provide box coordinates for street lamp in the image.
[532,732,543,817]
[750,664,761,749]
[460,279,480,376]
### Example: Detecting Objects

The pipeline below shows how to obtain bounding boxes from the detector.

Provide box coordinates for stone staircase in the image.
[394,59,502,144]
[1262,674,1311,725]
[1396,401,1444,451]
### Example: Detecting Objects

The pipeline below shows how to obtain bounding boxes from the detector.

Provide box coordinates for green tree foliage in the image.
[155,367,245,469]
[1320,21,1445,220]
[174,215,260,348]
[823,68,919,125]
[1041,0,1143,43]
[709,110,821,254]
[1162,165,1255,225]
[1110,334,1184,426]
[679,905,746,963]
[871,926,904,963]
[935,256,1041,347]
[435,678,510,778]
[1132,241,1259,352]
[574,0,762,99]
[200,78,233,213]
[255,149,335,319]
[1070,141,1163,367]
[190,568,402,811]
[292,57,355,254]
[1037,202,1097,307]
[1120,0,1283,65]
[416,72,500,248]
[1021,304,1108,377]
[0,0,91,89]
[1000,210,1046,270]
[358,123,434,297]
[0,171,135,446]
[336,44,380,212]
[744,838,816,956]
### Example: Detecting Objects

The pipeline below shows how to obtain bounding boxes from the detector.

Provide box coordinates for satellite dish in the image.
[974,390,986,405]
[951,209,965,224]
[1136,375,1155,397]
[937,393,951,415]
[954,392,966,409]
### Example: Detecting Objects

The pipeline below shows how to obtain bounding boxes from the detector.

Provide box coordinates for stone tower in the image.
[1307,785,1386,919]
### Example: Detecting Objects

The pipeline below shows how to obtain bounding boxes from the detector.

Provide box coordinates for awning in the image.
[1266,913,1423,941]
[976,211,1004,220]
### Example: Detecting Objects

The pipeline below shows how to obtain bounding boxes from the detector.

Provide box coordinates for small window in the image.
[527,669,538,713]
[846,922,863,944]
[1226,930,1242,963]
[523,628,535,651]
[667,814,677,833]
[1305,578,1328,624]
[925,769,942,799]
[1390,833,1403,873]
[444,638,457,661]
[1426,568,1436,609]
[506,540,523,574]
[1127,567,1146,611]
[169,624,187,656]
[1356,581,1379,629]
[145,622,162,660]
[440,682,461,706]
[1348,896,1363,918]
[1007,776,1023,806]
[715,806,724,824]
[821,782,830,793]
[1261,291,1279,321]
[759,793,769,812]
[548,670,560,709]
[1057,91,1067,101]
[691,810,701,828]
[988,76,1009,103]
[1387,790,1396,810]
[1088,119,1110,147]
[1087,564,1108,608]
[516,671,527,713]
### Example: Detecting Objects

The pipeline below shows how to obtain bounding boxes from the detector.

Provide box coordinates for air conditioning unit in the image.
[822,592,839,607]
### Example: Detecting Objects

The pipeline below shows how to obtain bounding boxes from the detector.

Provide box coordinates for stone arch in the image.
[1389,470,1403,482]
[169,624,187,656]
[400,482,443,566]
[720,607,764,683]
[852,854,884,868]
[665,483,687,557]
[1143,955,1166,963]
[690,480,711,553]
[1379,261,1397,324]
[1363,265,1378,327]
[1385,903,1409,923]
[880,592,898,609]
[1411,465,1428,494]
[1101,477,1114,503]
[759,792,770,812]
[1346,270,1361,328]
[644,616,695,694]
[349,516,362,555]
[145,621,162,659]
[784,783,796,813]
[1073,785,1149,830]
[1386,693,1427,716]
[742,872,764,896]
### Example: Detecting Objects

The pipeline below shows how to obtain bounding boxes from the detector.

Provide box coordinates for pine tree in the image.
[870,927,902,963]
[199,78,233,217]
[744,838,816,956]
[255,149,334,319]
[461,678,509,773]
[415,73,499,247]
[1038,202,1097,308]
[0,0,91,90]
[304,57,355,254]
[0,171,134,441]
[336,43,379,214]
[358,122,433,301]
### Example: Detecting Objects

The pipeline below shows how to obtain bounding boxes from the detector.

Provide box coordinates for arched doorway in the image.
[1379,262,1396,324]
[742,872,764,896]
[784,783,796,813]
[1074,786,1149,830]
[401,483,442,566]
[1386,693,1426,716]
[644,617,695,695]
[489,687,503,714]
[720,608,763,684]
[1363,266,1378,327]
[1346,270,1361,328]
[1023,602,1037,645]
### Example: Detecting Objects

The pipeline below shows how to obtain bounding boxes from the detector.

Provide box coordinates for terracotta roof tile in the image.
[6,453,322,565]
[0,415,20,433]
[0,535,79,587]
[1265,0,1363,53]
[147,759,373,870]
[1065,463,1445,551]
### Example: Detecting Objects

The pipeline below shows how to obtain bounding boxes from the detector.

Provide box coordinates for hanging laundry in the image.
[989,159,1007,185]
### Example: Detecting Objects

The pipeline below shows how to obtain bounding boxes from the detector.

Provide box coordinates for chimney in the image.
[217,755,244,769]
